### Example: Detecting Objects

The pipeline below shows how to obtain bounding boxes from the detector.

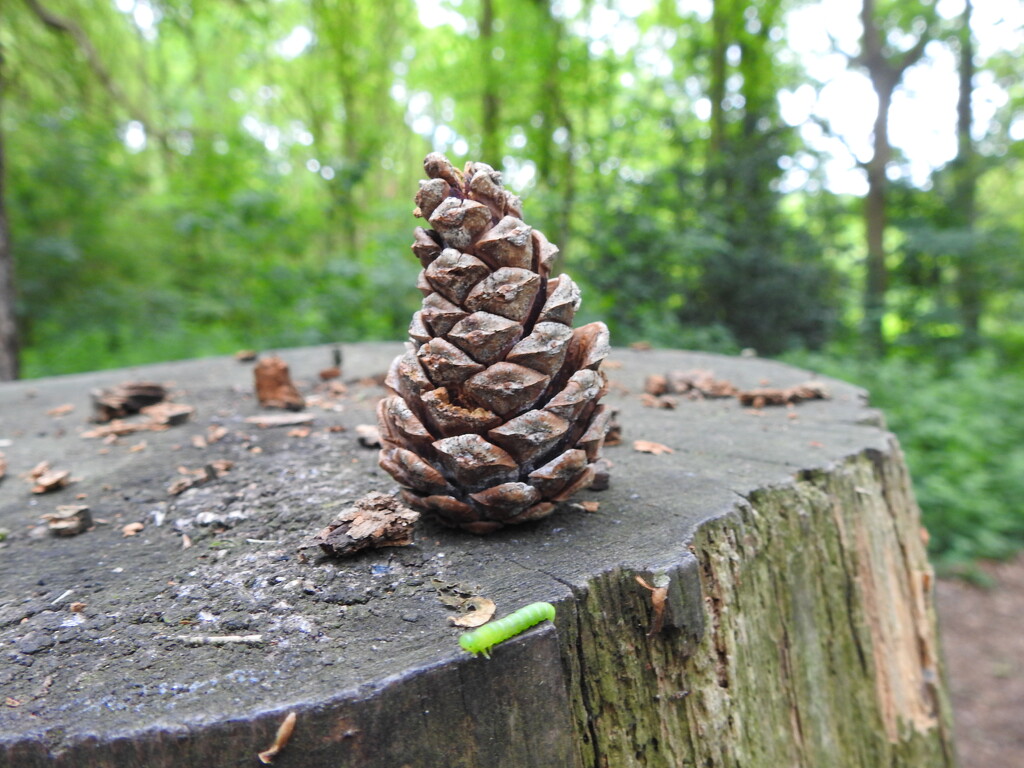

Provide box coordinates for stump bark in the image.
[0,344,956,768]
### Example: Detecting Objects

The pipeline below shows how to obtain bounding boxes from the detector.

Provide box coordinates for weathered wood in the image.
[0,344,956,767]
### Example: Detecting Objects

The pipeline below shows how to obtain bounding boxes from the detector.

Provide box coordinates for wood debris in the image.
[165,634,265,646]
[633,440,674,455]
[235,349,258,362]
[69,602,87,613]
[46,403,75,418]
[42,505,92,536]
[81,402,195,439]
[258,711,298,765]
[254,356,305,410]
[738,382,828,408]
[287,427,311,438]
[447,596,497,628]
[244,413,315,429]
[91,382,168,423]
[644,369,738,401]
[355,424,381,448]
[303,492,419,557]
[640,393,677,409]
[167,461,234,496]
[581,501,600,513]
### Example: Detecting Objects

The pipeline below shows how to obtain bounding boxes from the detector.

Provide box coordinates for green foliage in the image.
[785,350,1024,570]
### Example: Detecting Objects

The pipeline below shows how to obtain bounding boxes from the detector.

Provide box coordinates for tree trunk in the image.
[856,0,933,354]
[953,0,980,348]
[707,0,729,196]
[480,0,500,164]
[0,344,957,767]
[864,82,893,354]
[0,50,20,381]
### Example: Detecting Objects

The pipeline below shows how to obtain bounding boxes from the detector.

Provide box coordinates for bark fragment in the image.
[254,357,305,410]
[304,492,419,557]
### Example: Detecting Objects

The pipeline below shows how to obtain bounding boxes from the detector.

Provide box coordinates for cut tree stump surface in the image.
[0,344,956,768]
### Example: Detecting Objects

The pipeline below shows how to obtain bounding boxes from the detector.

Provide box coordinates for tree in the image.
[853,0,938,352]
[0,46,18,380]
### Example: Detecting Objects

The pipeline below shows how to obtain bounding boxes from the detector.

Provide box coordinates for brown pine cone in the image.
[377,153,610,534]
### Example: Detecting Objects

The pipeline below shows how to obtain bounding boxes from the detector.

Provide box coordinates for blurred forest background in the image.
[1,0,1022,570]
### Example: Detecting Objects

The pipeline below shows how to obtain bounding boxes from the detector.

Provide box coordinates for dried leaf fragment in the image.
[636,574,670,636]
[32,468,72,494]
[258,711,297,765]
[633,440,674,455]
[448,596,497,628]
[303,492,419,557]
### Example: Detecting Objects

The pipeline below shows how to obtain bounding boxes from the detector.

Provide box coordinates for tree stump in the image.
[0,344,957,768]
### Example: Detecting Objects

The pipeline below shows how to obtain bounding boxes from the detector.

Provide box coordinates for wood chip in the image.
[447,596,497,628]
[302,492,419,557]
[235,349,258,362]
[69,602,87,612]
[122,522,145,537]
[287,427,312,438]
[254,356,305,410]
[46,404,75,417]
[581,501,600,513]
[207,425,228,443]
[258,711,297,765]
[245,413,315,429]
[633,440,674,455]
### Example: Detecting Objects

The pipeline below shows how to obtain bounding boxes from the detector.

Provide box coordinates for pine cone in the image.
[377,153,611,534]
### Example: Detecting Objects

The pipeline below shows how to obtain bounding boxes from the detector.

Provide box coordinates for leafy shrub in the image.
[785,350,1024,569]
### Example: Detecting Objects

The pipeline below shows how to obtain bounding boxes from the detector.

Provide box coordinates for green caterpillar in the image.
[458,602,556,658]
